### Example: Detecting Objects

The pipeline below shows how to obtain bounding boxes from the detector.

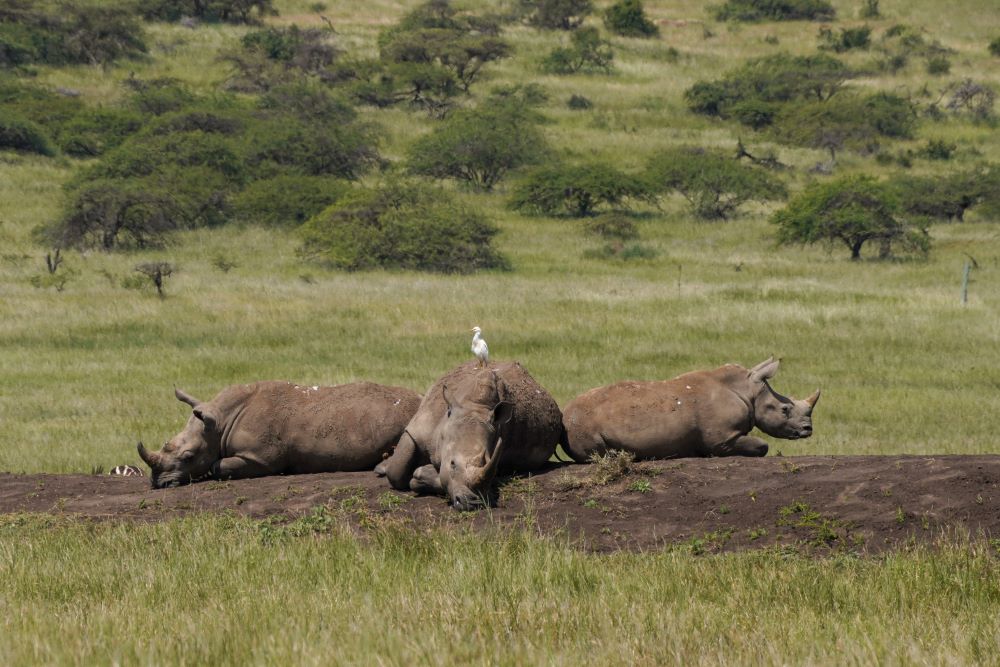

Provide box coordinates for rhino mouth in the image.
[151,469,215,489]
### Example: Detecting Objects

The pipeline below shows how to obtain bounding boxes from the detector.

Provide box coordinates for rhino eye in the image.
[446,408,452,418]
[782,405,791,416]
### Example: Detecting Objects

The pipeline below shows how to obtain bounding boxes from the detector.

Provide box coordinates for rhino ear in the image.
[492,401,513,428]
[175,387,201,407]
[442,384,455,411]
[749,357,780,384]
[192,406,219,433]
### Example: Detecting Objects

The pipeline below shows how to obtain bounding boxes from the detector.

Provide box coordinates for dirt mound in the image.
[2,456,998,553]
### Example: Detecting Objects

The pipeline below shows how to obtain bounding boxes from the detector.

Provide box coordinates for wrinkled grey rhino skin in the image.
[562,358,820,461]
[376,361,562,511]
[138,381,421,489]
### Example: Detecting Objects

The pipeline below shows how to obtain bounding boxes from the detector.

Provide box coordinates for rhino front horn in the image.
[805,389,821,408]
[137,441,158,467]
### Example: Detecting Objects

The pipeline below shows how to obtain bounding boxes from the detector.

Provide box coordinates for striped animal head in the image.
[109,465,145,477]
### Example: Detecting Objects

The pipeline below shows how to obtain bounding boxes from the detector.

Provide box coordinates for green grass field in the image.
[2,0,1000,662]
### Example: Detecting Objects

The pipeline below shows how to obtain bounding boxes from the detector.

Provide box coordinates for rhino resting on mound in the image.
[138,381,421,488]
[562,358,819,461]
[376,361,563,511]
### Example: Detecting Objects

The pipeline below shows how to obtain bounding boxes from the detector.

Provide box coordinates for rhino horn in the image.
[174,388,201,407]
[469,434,507,489]
[136,441,159,467]
[805,389,821,408]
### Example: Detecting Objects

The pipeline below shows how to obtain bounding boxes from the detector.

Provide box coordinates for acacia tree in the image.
[645,147,786,219]
[772,175,929,260]
[510,162,653,216]
[406,96,549,190]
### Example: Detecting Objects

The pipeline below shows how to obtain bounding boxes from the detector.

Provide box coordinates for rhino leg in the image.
[382,432,421,491]
[409,464,444,494]
[211,456,274,480]
[710,435,769,457]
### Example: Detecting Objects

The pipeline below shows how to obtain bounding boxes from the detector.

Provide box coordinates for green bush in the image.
[891,168,1000,222]
[772,175,929,260]
[0,2,147,66]
[712,0,834,22]
[926,55,951,75]
[0,114,56,156]
[142,0,277,24]
[684,53,850,125]
[406,98,549,190]
[818,25,870,52]
[127,79,198,116]
[232,176,349,226]
[56,108,144,157]
[51,178,191,250]
[520,0,593,30]
[510,163,653,217]
[541,27,614,74]
[603,0,659,38]
[299,181,509,273]
[583,213,639,240]
[242,117,380,179]
[770,93,915,160]
[91,131,248,184]
[646,147,786,219]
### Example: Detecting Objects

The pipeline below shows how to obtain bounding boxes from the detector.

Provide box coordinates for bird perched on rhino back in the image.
[471,326,489,368]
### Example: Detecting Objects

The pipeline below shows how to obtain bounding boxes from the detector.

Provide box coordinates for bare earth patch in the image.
[2,456,998,554]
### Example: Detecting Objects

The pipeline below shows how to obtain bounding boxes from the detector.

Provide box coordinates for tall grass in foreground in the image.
[1,514,999,665]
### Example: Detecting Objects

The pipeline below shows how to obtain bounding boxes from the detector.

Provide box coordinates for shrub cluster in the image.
[711,0,835,23]
[142,0,277,24]
[646,147,787,219]
[355,1,512,115]
[0,77,142,157]
[684,53,851,128]
[510,163,653,217]
[0,1,147,67]
[44,80,380,250]
[541,27,614,74]
[603,0,658,38]
[299,181,509,273]
[518,0,593,30]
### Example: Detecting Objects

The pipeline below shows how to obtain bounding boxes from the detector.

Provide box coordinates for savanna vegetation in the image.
[2,0,1000,663]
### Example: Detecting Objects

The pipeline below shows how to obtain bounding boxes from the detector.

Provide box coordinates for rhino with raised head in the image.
[138,381,421,488]
[562,358,819,461]
[376,361,562,511]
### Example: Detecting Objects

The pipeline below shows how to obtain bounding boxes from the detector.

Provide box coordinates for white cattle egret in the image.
[471,326,489,368]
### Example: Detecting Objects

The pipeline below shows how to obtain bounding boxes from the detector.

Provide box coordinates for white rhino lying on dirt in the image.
[562,358,819,461]
[376,361,563,511]
[138,381,421,488]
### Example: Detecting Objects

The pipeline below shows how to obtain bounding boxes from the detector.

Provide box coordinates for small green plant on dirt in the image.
[683,528,734,555]
[895,507,906,524]
[628,479,653,493]
[378,492,407,510]
[719,505,731,515]
[777,501,846,547]
[582,498,599,508]
[747,527,768,540]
